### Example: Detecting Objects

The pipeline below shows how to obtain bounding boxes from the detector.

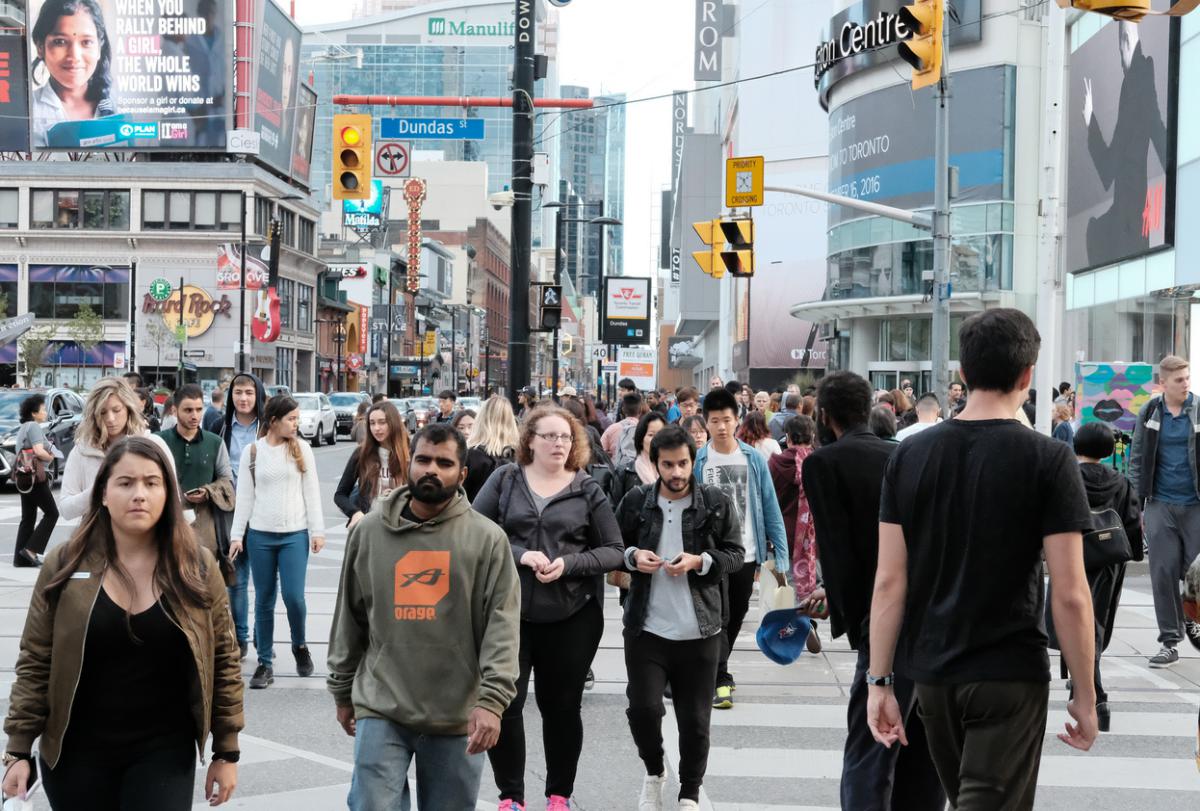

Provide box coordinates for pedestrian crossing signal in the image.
[898,0,943,91]
[719,218,754,278]
[534,284,563,331]
[333,114,372,200]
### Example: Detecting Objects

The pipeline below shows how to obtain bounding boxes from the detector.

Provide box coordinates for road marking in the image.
[238,733,354,773]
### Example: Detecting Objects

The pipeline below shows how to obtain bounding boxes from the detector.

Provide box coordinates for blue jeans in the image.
[227,550,252,645]
[247,528,309,668]
[348,717,484,811]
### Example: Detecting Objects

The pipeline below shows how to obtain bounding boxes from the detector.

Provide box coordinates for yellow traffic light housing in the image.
[333,113,372,200]
[692,219,725,279]
[719,218,754,278]
[1056,0,1150,20]
[898,0,943,91]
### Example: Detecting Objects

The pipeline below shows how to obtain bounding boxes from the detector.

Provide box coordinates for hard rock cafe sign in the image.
[143,285,232,338]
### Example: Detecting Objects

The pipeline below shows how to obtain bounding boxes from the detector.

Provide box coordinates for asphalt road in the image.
[0,438,1197,810]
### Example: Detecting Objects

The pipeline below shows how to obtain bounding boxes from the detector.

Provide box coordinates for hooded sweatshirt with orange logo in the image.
[326,487,520,735]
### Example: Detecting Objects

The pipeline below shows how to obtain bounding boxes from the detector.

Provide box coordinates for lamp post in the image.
[543,200,621,401]
[316,318,347,392]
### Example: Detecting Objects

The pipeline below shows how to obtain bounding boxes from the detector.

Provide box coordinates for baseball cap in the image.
[560,386,578,397]
[756,609,813,665]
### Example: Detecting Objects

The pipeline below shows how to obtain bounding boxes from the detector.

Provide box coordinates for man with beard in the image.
[802,371,944,811]
[327,423,521,810]
[615,425,744,810]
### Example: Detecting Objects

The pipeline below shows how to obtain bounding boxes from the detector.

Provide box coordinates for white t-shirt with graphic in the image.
[703,447,755,562]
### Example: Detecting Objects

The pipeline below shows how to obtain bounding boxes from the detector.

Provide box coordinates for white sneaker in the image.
[639,772,666,811]
[678,801,700,810]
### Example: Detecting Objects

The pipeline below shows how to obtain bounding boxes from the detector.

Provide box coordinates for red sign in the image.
[346,354,364,371]
[404,179,427,294]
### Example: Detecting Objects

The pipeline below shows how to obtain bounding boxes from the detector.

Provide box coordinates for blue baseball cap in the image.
[756,609,813,665]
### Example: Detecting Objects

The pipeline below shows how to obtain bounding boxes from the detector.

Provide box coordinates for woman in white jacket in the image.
[59,378,175,522]
[230,394,325,691]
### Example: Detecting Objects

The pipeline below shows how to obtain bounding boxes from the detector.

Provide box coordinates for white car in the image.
[292,392,337,447]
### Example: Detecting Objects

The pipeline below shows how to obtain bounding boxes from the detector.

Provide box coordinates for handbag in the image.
[211,504,237,587]
[1082,507,1133,570]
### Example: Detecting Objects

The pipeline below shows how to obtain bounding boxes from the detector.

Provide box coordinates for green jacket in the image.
[326,487,520,735]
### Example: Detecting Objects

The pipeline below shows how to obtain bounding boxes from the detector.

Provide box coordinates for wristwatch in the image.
[865,672,895,687]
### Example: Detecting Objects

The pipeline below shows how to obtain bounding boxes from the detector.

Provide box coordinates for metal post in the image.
[128,258,137,373]
[336,325,343,393]
[453,309,459,392]
[552,207,564,401]
[930,11,952,414]
[238,190,247,373]
[178,275,186,386]
[508,0,535,407]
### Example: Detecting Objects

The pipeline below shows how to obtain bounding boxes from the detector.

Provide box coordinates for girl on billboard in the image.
[29,0,117,148]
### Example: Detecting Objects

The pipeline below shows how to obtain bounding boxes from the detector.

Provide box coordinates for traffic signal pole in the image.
[930,16,952,416]
[508,0,536,405]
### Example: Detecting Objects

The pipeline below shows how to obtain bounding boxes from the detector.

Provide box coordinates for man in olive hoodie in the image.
[328,423,520,811]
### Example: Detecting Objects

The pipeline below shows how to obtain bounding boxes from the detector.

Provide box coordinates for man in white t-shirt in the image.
[896,393,942,442]
[693,387,788,710]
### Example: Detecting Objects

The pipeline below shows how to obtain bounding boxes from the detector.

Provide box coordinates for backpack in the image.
[1082,507,1133,570]
[614,420,638,467]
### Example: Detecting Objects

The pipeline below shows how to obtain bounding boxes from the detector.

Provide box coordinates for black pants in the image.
[41,731,196,810]
[16,480,57,563]
[625,630,721,802]
[716,562,757,688]
[842,647,945,811]
[916,680,1049,811]
[488,599,604,805]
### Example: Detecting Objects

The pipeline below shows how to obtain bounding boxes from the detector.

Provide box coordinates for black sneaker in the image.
[1185,619,1200,653]
[239,641,248,662]
[250,664,274,689]
[1148,646,1179,668]
[584,668,595,691]
[293,645,314,677]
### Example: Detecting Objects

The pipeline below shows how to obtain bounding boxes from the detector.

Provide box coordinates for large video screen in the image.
[1065,15,1177,274]
[26,0,231,150]
[290,83,316,187]
[253,0,301,176]
[0,34,31,151]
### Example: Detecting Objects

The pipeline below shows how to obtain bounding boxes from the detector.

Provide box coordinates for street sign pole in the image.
[930,9,952,416]
[508,0,535,405]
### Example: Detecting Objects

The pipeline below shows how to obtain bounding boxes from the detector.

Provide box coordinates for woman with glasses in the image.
[473,406,624,811]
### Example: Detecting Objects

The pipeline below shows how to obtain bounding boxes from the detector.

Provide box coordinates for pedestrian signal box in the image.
[333,114,372,200]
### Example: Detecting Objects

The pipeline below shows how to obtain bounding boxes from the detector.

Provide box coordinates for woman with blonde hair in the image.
[473,405,623,810]
[230,395,325,691]
[464,395,521,501]
[60,377,175,521]
[334,401,411,528]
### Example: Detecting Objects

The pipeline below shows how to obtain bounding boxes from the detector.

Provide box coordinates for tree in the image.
[18,325,58,388]
[143,314,176,386]
[67,303,104,388]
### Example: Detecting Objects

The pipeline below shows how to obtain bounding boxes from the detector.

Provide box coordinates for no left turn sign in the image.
[375,141,411,177]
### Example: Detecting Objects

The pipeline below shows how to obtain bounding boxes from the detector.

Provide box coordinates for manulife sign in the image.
[427,17,516,38]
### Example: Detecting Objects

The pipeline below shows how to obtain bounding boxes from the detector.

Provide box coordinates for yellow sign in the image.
[157,285,228,338]
[422,330,438,357]
[726,155,764,208]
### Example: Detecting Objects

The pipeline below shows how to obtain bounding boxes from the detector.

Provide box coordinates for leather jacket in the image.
[4,545,244,768]
[615,481,745,639]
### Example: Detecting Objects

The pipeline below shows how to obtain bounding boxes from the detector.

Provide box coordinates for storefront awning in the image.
[789,291,1009,323]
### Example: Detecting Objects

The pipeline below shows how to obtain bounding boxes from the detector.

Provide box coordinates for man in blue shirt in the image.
[1129,355,1200,667]
[220,372,266,661]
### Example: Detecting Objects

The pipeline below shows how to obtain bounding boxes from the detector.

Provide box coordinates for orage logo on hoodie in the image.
[394,550,451,620]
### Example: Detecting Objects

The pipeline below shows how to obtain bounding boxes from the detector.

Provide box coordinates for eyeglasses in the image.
[535,432,574,445]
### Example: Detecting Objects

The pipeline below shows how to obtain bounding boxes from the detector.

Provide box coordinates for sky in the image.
[292,0,696,280]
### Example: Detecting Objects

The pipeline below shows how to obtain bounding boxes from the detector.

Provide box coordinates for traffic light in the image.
[538,284,563,331]
[719,218,754,278]
[692,219,724,279]
[898,0,943,91]
[1055,0,1150,20]
[332,113,372,200]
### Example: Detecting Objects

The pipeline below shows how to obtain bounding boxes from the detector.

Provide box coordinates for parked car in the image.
[329,391,370,438]
[292,392,337,447]
[0,388,85,487]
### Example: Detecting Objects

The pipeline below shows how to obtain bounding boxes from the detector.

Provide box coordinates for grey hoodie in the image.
[326,486,520,735]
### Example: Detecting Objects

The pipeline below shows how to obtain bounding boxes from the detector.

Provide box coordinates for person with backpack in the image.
[229,395,326,690]
[334,401,411,528]
[472,406,624,811]
[12,393,58,568]
[608,411,668,510]
[464,396,521,502]
[603,393,646,466]
[1046,421,1142,733]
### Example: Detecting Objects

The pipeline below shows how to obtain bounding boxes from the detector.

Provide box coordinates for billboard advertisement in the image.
[1065,14,1177,274]
[0,35,30,151]
[827,66,1010,227]
[602,276,651,346]
[27,0,230,150]
[215,243,268,291]
[254,0,301,175]
[618,347,657,391]
[343,180,386,232]
[290,83,316,187]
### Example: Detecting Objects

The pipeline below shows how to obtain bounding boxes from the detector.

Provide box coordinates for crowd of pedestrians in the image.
[3,335,1199,809]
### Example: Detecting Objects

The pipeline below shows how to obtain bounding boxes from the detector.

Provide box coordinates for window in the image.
[0,265,17,317]
[280,209,297,248]
[0,190,18,228]
[254,197,273,236]
[278,278,295,329]
[297,284,313,332]
[29,265,127,319]
[275,347,294,389]
[141,191,239,231]
[298,218,316,255]
[31,189,129,230]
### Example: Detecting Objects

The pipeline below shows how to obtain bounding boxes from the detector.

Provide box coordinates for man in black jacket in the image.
[802,371,943,811]
[615,425,744,811]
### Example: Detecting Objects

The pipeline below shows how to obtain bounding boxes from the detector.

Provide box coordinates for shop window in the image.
[28,265,129,319]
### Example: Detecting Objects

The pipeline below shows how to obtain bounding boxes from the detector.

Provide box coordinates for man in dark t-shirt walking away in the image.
[865,308,1099,810]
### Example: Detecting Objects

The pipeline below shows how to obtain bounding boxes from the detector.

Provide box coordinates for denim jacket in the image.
[693,440,789,572]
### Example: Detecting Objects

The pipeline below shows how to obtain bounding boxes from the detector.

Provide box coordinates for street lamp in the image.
[317,318,347,392]
[544,200,621,400]
[238,190,304,374]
